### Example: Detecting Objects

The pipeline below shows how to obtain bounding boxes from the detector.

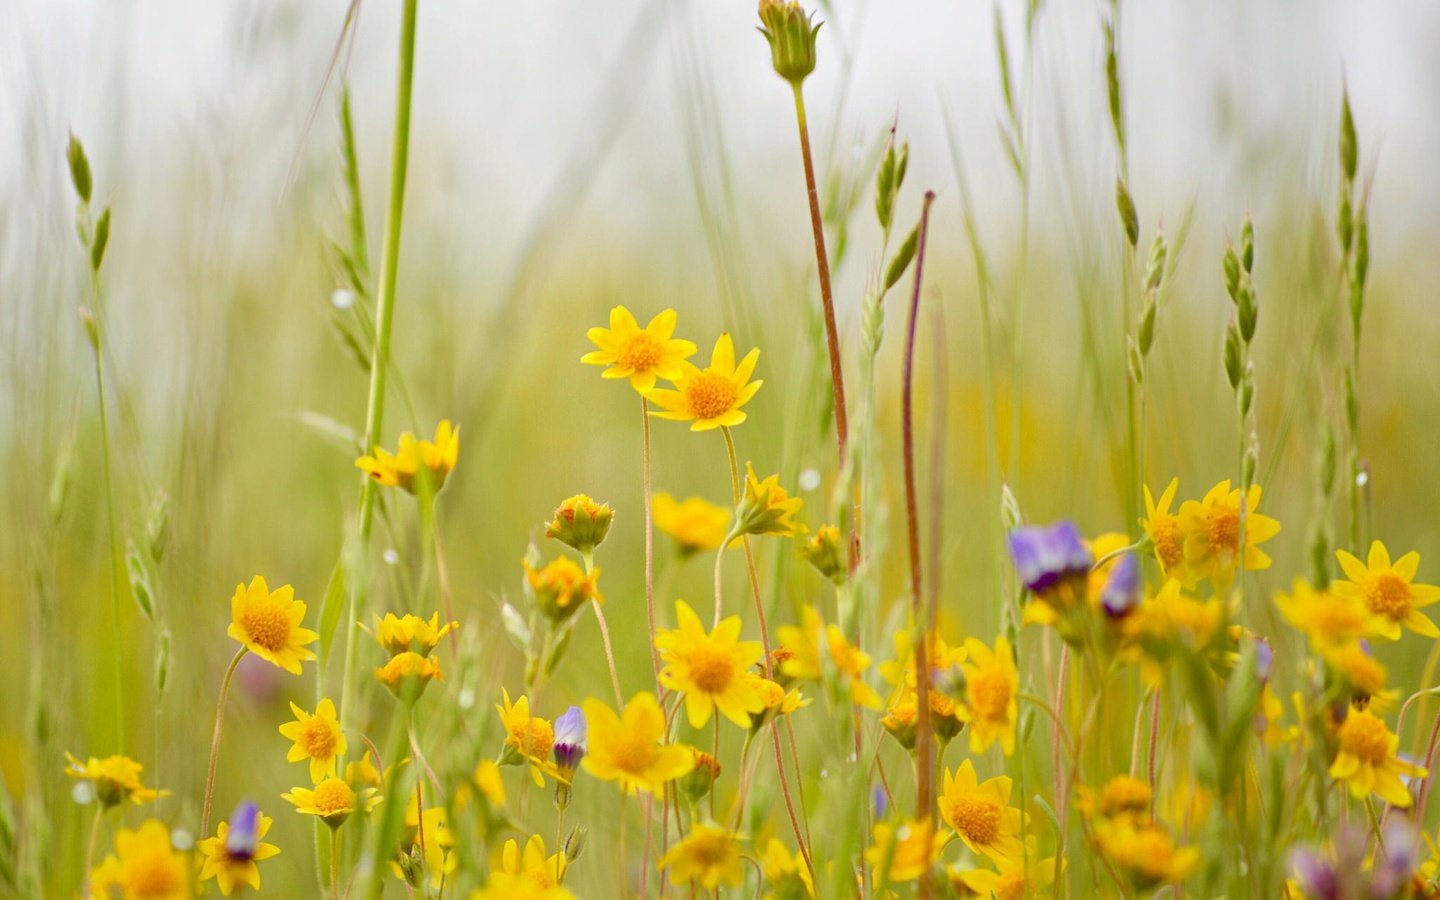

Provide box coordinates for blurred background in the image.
[4,0,1440,893]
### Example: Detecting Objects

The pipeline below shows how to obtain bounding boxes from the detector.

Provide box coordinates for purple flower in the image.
[553,706,587,775]
[225,800,261,862]
[1290,847,1339,900]
[871,785,888,821]
[1099,553,1141,618]
[1253,636,1274,682]
[1008,521,1092,594]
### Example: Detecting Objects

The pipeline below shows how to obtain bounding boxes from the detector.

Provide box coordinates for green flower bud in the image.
[757,0,821,86]
[543,494,614,555]
[1224,320,1243,391]
[800,524,845,584]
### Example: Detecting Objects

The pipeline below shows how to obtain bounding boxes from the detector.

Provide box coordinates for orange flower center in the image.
[948,794,1001,845]
[969,670,1013,721]
[1207,507,1240,555]
[608,732,657,775]
[684,372,738,420]
[1099,776,1152,818]
[127,850,184,897]
[310,778,356,815]
[616,331,665,372]
[512,718,555,759]
[1338,711,1391,766]
[686,645,736,694]
[300,718,338,759]
[242,599,292,652]
[683,832,732,868]
[1363,572,1412,621]
[993,872,1028,900]
[1151,518,1183,570]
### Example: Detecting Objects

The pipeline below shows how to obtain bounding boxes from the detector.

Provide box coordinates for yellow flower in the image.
[543,494,614,554]
[800,524,845,582]
[497,689,559,787]
[392,802,457,891]
[356,419,460,494]
[660,824,745,889]
[277,699,347,783]
[938,759,1024,863]
[1121,579,1225,685]
[580,692,695,795]
[471,874,575,900]
[581,305,697,394]
[375,651,443,702]
[1176,480,1281,586]
[652,493,731,556]
[491,834,568,891]
[879,630,967,691]
[367,612,458,657]
[524,556,603,624]
[736,464,805,537]
[1322,641,1391,703]
[1258,685,1298,747]
[951,838,1057,900]
[1334,541,1440,640]
[89,819,191,900]
[1093,820,1199,890]
[1329,706,1426,807]
[776,605,881,708]
[648,332,763,431]
[1143,478,1185,582]
[865,818,948,883]
[656,600,765,728]
[1078,775,1152,827]
[64,753,168,807]
[1275,578,1381,648]
[282,776,359,828]
[749,674,811,731]
[197,804,280,896]
[226,576,317,674]
[473,759,507,808]
[960,635,1019,756]
[760,838,814,898]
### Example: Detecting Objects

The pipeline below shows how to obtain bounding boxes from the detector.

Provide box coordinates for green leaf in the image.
[318,554,349,663]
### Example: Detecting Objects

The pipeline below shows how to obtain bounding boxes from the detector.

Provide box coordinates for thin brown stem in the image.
[201,647,248,837]
[591,603,625,710]
[1415,706,1440,818]
[901,191,938,900]
[642,396,661,691]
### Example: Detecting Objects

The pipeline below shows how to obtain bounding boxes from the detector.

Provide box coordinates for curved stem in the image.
[200,647,248,837]
[591,602,626,710]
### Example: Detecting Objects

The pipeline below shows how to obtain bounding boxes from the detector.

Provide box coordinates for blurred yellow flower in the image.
[652,493,731,556]
[656,600,765,728]
[749,673,811,730]
[356,419,459,494]
[1333,541,1440,640]
[800,524,845,582]
[472,759,507,807]
[367,611,458,657]
[392,802,457,891]
[951,837,1056,900]
[197,803,280,896]
[1093,820,1198,890]
[776,605,880,708]
[497,689,559,787]
[1329,706,1424,807]
[64,752,168,807]
[1275,578,1381,649]
[938,759,1024,863]
[1142,478,1185,582]
[865,818,948,883]
[491,834,567,891]
[226,575,317,674]
[648,332,763,431]
[661,825,745,889]
[581,305,697,394]
[524,557,603,624]
[1177,480,1280,586]
[376,651,442,702]
[278,698,346,782]
[470,874,574,899]
[1322,641,1390,703]
[760,837,814,898]
[282,776,359,828]
[959,635,1019,756]
[736,463,806,537]
[89,819,191,900]
[580,692,695,795]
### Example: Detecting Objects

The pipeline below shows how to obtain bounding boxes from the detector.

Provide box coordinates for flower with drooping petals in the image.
[356,420,460,495]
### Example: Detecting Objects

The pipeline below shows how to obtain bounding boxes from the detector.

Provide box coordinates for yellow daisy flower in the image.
[1275,578,1382,649]
[1093,820,1199,890]
[1079,774,1152,824]
[581,305,698,394]
[367,611,458,657]
[226,576,317,674]
[776,605,881,708]
[64,753,168,807]
[960,635,1019,756]
[197,802,281,896]
[355,419,460,494]
[1176,480,1281,586]
[282,776,359,828]
[749,673,811,731]
[1322,640,1391,704]
[277,699,347,783]
[1142,478,1186,582]
[652,493,731,557]
[375,651,443,702]
[580,692,695,795]
[471,874,575,900]
[1329,706,1426,807]
[736,464,805,537]
[865,818,948,883]
[89,819,191,900]
[648,332,763,431]
[660,824,745,889]
[656,600,765,728]
[760,838,814,898]
[951,837,1057,900]
[524,557,603,624]
[492,834,567,890]
[1333,541,1440,640]
[938,759,1024,863]
[496,689,559,787]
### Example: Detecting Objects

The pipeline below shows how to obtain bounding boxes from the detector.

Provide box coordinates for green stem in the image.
[363,705,418,900]
[200,647,248,838]
[90,336,126,750]
[340,0,420,736]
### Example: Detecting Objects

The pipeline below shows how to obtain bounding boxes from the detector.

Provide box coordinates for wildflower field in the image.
[6,0,1440,897]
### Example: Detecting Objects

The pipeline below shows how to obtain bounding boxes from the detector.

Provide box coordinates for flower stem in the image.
[83,805,105,890]
[340,0,419,734]
[642,396,662,693]
[89,334,126,750]
[591,603,625,710]
[200,647,248,838]
[330,828,341,900]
